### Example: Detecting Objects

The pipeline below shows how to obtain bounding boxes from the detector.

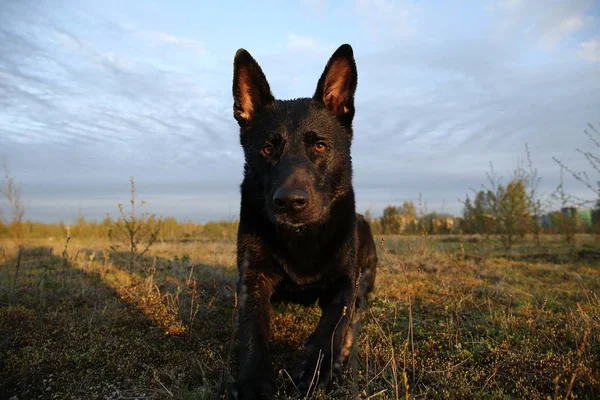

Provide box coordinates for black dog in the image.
[230,44,377,399]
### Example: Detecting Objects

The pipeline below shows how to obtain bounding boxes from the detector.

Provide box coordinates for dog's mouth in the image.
[276,222,308,234]
[271,215,309,231]
[268,210,326,233]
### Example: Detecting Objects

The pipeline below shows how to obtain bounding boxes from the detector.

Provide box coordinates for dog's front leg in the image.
[232,270,278,400]
[296,275,355,393]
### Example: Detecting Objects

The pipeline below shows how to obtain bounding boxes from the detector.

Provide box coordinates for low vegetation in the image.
[1,126,599,398]
[1,232,599,399]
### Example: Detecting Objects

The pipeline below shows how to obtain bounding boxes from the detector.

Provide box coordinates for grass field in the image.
[1,234,599,399]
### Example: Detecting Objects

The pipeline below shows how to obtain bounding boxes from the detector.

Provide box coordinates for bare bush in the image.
[525,143,546,248]
[552,169,579,249]
[0,160,25,247]
[553,123,600,206]
[108,177,162,269]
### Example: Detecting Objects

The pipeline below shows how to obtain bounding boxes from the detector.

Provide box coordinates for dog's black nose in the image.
[273,188,309,213]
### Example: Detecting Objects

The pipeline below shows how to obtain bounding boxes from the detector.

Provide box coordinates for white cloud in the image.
[136,30,207,55]
[286,34,335,53]
[491,0,594,48]
[354,0,421,40]
[578,38,600,62]
[303,0,327,16]
[540,15,587,47]
[496,0,524,11]
[118,23,207,55]
[53,28,135,72]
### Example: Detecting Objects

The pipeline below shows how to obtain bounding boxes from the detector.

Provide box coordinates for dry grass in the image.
[1,234,599,399]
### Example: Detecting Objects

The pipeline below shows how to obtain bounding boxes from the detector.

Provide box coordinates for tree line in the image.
[0,217,238,242]
[366,144,598,250]
[1,124,598,252]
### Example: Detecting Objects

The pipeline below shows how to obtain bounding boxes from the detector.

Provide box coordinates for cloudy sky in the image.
[1,0,599,223]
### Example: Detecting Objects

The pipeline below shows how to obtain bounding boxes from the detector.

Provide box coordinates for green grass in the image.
[1,234,599,399]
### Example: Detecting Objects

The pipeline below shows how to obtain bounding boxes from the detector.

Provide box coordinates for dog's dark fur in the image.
[230,44,377,399]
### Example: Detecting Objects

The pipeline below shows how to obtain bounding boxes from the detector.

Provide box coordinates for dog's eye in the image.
[314,142,328,153]
[263,144,274,155]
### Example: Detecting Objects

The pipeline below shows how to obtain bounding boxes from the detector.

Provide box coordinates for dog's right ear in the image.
[232,49,274,126]
[313,44,357,128]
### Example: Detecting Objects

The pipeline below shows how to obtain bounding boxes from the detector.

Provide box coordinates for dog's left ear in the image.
[232,49,275,127]
[313,44,357,127]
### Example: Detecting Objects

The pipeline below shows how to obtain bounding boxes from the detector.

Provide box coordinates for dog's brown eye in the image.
[263,145,273,155]
[314,142,327,153]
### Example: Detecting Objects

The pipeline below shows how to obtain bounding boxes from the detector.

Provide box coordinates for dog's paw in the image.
[295,350,342,395]
[228,379,275,400]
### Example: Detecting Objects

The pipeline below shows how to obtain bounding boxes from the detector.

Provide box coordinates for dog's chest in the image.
[272,244,347,288]
[276,254,327,286]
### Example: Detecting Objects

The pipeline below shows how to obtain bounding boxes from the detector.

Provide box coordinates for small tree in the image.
[0,160,25,247]
[525,143,545,247]
[495,178,529,250]
[399,200,417,219]
[419,212,455,234]
[108,177,162,269]
[399,200,418,233]
[461,195,474,233]
[380,205,401,234]
[475,190,497,235]
[461,190,496,236]
[483,164,530,250]
[380,202,418,234]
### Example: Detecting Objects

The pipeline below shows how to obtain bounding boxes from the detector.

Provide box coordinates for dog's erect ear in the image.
[313,44,357,126]
[232,49,274,126]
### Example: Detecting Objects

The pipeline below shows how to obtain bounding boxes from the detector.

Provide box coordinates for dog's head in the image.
[232,45,358,230]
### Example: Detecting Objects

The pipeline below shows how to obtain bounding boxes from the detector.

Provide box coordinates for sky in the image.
[1,0,599,223]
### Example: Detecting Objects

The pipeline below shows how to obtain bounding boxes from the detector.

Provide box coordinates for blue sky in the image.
[1,0,599,223]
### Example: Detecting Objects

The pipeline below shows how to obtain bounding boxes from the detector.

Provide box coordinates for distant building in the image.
[560,206,592,228]
[540,214,553,229]
[578,208,592,227]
